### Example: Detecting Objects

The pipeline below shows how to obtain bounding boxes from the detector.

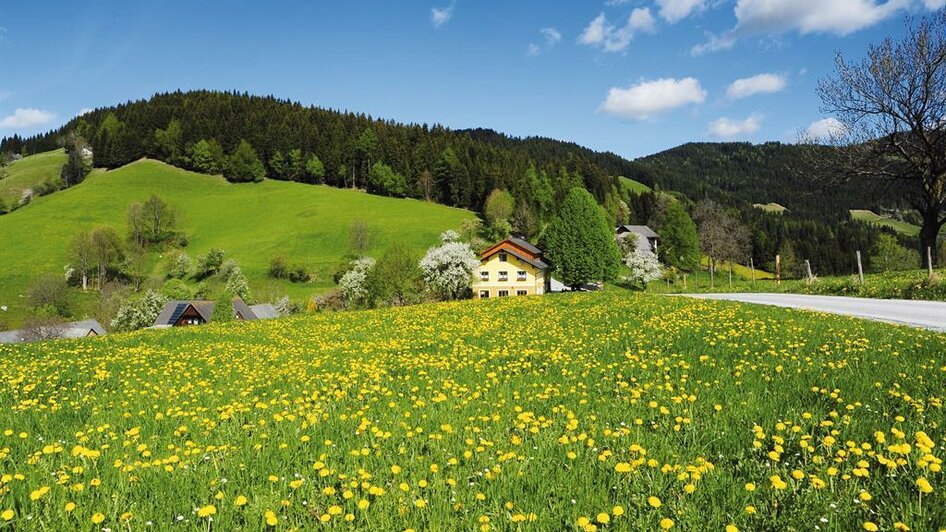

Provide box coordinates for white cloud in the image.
[693,0,940,55]
[726,73,787,99]
[804,117,847,140]
[599,77,707,120]
[579,8,656,53]
[628,7,657,32]
[691,32,736,55]
[709,114,763,137]
[657,0,706,23]
[431,3,454,28]
[0,91,12,102]
[0,108,56,128]
[77,108,94,116]
[540,27,562,46]
[527,43,541,56]
[733,0,910,36]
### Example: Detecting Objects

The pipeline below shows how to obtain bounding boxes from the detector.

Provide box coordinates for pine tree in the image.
[542,188,621,289]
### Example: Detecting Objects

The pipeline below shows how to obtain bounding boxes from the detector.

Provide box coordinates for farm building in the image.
[0,319,106,344]
[616,225,660,255]
[473,237,550,298]
[152,298,263,327]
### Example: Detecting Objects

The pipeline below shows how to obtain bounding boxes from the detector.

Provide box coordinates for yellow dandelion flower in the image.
[659,517,675,529]
[197,505,216,518]
[648,496,662,508]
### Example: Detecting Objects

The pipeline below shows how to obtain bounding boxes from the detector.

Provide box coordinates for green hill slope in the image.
[0,158,473,326]
[849,209,921,236]
[0,149,67,205]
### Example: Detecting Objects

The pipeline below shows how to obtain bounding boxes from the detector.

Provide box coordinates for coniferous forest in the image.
[1,90,899,275]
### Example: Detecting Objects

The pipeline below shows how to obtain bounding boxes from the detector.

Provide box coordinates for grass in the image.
[752,202,787,214]
[0,149,67,206]
[619,176,651,195]
[850,209,921,236]
[650,266,946,302]
[0,157,473,327]
[0,290,942,530]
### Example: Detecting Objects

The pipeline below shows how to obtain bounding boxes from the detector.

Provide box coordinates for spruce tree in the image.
[542,188,620,289]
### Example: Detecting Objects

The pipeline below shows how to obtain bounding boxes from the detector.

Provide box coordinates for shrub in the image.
[26,274,71,316]
[194,249,225,279]
[269,255,289,279]
[168,252,192,279]
[161,279,192,300]
[339,257,376,308]
[623,248,663,289]
[418,231,479,300]
[110,290,167,332]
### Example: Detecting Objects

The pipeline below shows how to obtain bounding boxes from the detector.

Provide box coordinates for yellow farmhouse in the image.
[473,237,550,298]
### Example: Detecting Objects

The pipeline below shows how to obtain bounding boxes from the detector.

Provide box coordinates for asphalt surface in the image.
[681,293,946,332]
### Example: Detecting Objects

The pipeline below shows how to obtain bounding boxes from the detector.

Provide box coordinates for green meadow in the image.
[0,149,68,206]
[0,156,473,326]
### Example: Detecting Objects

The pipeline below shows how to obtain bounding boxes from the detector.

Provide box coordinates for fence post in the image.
[928,247,934,280]
[856,250,864,285]
[775,254,781,286]
[805,259,813,285]
[749,256,756,285]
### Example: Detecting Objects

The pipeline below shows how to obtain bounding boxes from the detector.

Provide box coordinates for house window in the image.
[479,290,490,298]
[516,290,528,296]
[517,270,527,281]
[480,271,489,281]
[498,290,509,297]
[498,271,508,282]
[499,252,507,262]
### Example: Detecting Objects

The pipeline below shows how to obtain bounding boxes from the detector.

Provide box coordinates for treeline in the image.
[629,142,887,221]
[3,90,624,215]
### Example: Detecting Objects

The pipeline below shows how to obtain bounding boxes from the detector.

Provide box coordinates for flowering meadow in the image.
[0,291,944,530]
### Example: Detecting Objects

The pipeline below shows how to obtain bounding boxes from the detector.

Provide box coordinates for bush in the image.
[622,249,663,289]
[161,279,192,300]
[219,259,241,282]
[339,257,376,308]
[26,274,71,316]
[110,290,167,332]
[225,268,251,302]
[269,255,289,279]
[167,252,192,279]
[194,249,225,279]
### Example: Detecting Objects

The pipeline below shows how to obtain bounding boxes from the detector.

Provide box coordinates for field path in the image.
[680,293,946,332]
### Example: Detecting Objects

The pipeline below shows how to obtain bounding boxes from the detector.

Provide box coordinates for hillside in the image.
[0,291,942,529]
[630,142,884,220]
[0,158,472,326]
[0,149,67,205]
[850,209,921,236]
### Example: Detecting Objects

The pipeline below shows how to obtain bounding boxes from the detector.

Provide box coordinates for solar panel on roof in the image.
[167,303,188,324]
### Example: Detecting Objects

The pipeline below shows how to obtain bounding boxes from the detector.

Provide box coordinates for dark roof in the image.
[0,319,107,344]
[153,299,259,326]
[508,236,542,255]
[484,245,549,271]
[249,304,278,320]
[154,300,216,326]
[617,225,659,239]
[232,299,258,321]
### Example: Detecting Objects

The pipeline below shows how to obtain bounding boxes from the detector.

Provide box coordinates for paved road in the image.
[681,293,946,332]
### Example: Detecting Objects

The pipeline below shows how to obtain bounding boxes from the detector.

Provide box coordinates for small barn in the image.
[152,299,259,328]
[616,225,660,255]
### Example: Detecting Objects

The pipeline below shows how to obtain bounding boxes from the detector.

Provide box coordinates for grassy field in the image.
[850,209,921,237]
[651,267,946,302]
[752,202,787,214]
[0,157,473,327]
[0,149,67,206]
[0,290,942,530]
[619,176,651,195]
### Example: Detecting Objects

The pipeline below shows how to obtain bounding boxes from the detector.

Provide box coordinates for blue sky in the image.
[0,0,942,158]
